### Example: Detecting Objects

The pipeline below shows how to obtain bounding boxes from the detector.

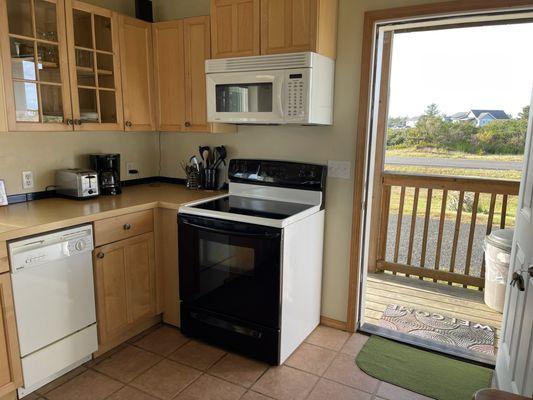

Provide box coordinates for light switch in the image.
[327,160,351,179]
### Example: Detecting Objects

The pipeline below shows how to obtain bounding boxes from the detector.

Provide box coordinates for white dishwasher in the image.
[9,224,98,398]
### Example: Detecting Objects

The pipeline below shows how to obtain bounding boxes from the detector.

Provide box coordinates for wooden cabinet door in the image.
[183,16,210,132]
[152,21,186,132]
[211,0,260,59]
[0,0,74,131]
[94,240,129,344]
[260,0,317,55]
[119,15,155,132]
[65,0,124,131]
[94,233,156,346]
[0,274,23,397]
[124,233,156,323]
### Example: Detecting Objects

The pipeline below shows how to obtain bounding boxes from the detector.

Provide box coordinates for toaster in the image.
[55,169,99,199]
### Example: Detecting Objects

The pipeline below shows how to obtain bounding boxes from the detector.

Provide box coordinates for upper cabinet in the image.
[153,17,235,133]
[260,0,338,59]
[119,15,155,131]
[0,0,73,131]
[211,0,260,59]
[65,1,123,131]
[210,0,338,59]
[0,0,155,132]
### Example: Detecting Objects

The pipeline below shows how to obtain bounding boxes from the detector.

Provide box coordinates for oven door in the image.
[178,214,282,329]
[206,71,285,124]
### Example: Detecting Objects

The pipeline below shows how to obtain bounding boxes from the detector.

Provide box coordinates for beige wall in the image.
[0,0,158,195]
[153,0,445,322]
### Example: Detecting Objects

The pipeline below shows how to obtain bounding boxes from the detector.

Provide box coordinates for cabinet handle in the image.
[97,252,105,259]
[185,121,191,128]
[123,223,132,230]
[125,121,132,128]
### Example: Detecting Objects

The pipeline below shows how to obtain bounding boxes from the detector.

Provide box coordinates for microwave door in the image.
[206,71,285,124]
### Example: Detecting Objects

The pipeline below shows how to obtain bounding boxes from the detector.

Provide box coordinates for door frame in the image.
[347,0,533,333]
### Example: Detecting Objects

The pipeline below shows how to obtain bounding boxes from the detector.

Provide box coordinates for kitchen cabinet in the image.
[0,273,23,397]
[210,0,260,59]
[118,15,155,132]
[93,232,157,352]
[0,0,73,131]
[0,50,7,132]
[153,17,236,133]
[260,0,338,59]
[65,0,123,131]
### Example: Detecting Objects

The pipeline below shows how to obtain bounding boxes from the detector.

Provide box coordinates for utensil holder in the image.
[203,169,218,190]
[186,170,202,189]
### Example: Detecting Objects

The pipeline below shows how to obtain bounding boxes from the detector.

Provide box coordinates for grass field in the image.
[384,152,522,227]
[387,147,524,163]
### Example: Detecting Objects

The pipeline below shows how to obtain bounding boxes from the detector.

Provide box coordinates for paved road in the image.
[385,156,522,171]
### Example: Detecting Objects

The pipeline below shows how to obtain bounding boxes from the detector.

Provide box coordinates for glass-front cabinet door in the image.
[0,0,73,131]
[65,0,123,130]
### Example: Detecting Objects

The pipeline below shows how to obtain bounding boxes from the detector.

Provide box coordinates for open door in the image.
[495,88,533,396]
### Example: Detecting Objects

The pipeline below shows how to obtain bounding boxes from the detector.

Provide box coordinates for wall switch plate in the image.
[327,160,351,179]
[22,171,34,189]
[126,162,139,176]
[0,180,7,206]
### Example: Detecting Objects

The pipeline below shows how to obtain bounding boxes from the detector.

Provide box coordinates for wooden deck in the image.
[363,272,503,345]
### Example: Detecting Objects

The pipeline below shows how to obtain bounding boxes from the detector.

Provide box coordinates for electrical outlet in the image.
[126,162,139,176]
[327,160,351,179]
[22,171,34,189]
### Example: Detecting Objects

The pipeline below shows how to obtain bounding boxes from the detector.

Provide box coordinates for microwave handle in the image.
[180,220,281,239]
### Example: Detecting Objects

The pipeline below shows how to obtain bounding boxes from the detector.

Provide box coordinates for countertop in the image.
[0,183,220,241]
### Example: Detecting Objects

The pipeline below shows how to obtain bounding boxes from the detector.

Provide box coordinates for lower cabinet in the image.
[0,274,23,397]
[93,232,157,352]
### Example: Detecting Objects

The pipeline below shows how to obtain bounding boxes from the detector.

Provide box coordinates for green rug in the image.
[356,336,493,400]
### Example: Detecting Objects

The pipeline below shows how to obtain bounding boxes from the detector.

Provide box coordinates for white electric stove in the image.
[178,159,327,364]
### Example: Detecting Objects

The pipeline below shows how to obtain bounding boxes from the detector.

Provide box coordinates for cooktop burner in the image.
[192,196,314,220]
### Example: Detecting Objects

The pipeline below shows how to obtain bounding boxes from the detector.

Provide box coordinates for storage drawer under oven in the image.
[181,303,281,365]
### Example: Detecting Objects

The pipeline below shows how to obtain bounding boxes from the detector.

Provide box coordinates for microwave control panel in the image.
[286,71,307,120]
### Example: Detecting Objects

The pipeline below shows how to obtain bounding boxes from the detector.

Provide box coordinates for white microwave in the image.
[206,52,334,125]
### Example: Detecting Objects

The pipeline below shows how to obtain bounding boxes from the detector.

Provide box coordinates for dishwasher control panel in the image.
[9,225,94,272]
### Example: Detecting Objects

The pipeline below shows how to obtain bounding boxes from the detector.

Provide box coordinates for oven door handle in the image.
[181,220,281,239]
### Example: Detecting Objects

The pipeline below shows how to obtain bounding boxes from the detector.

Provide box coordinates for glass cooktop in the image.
[192,196,314,220]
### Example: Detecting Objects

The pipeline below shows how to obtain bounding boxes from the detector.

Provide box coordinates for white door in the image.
[495,89,533,396]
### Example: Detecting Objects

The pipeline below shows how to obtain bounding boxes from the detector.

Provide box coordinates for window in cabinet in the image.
[0,0,73,130]
[65,1,123,130]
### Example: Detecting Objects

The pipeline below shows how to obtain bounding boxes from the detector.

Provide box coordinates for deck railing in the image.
[376,172,520,289]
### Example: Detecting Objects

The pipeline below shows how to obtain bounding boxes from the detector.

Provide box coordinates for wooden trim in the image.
[0,243,8,274]
[366,31,393,274]
[0,274,23,397]
[383,171,520,195]
[377,261,485,288]
[320,315,348,331]
[347,0,532,332]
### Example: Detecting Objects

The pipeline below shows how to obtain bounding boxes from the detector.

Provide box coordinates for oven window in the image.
[216,83,273,112]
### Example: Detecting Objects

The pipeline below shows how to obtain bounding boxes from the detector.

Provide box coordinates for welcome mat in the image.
[356,336,493,400]
[379,304,496,355]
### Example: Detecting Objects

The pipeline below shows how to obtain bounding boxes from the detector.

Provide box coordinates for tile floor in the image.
[24,324,433,400]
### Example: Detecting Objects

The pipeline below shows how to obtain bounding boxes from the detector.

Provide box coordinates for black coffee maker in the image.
[90,154,122,195]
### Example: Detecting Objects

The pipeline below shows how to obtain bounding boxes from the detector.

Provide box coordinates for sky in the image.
[388,22,533,118]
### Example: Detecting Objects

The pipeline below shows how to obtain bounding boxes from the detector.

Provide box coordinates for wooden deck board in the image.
[363,272,503,340]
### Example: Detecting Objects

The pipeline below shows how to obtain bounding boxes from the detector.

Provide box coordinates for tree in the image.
[519,105,530,121]
[425,103,440,117]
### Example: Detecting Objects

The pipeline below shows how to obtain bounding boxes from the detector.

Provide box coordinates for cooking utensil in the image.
[213,146,227,169]
[199,146,210,167]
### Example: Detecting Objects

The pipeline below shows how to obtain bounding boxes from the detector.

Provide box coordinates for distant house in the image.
[447,109,510,127]
[405,116,420,128]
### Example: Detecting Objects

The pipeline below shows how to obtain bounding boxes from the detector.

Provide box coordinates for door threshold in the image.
[360,322,496,367]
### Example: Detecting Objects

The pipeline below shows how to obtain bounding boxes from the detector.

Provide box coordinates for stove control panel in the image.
[229,159,327,191]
